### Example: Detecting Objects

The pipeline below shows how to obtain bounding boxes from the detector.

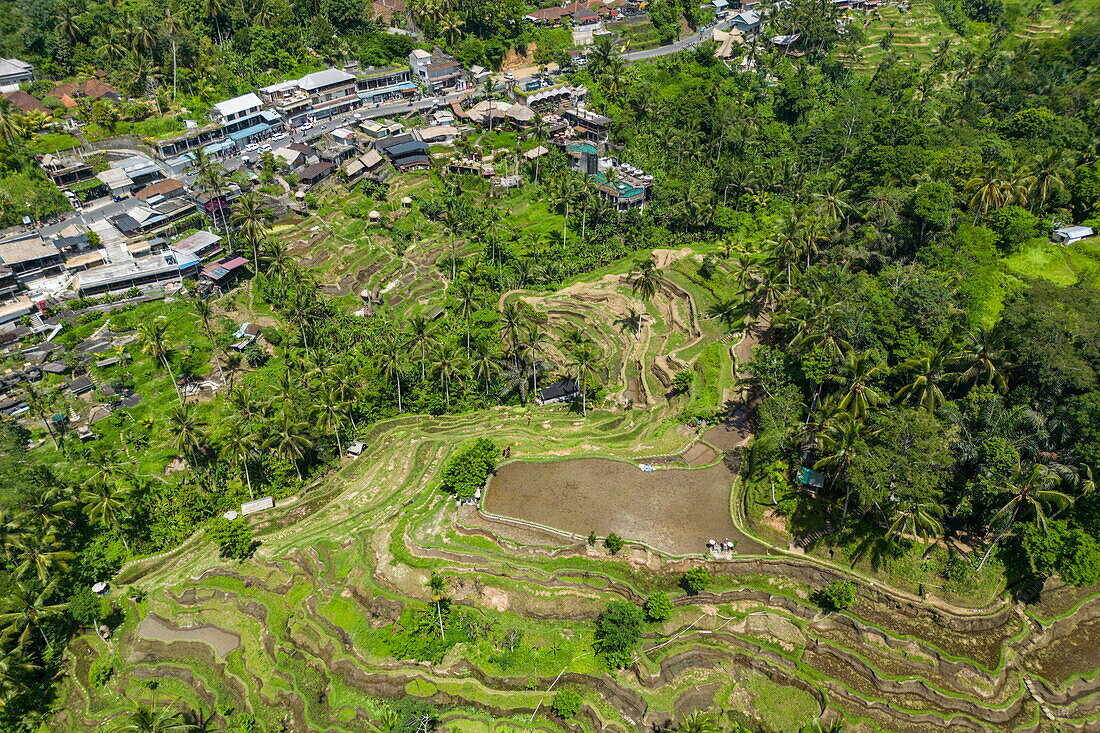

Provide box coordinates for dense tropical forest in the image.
[1,0,1100,728]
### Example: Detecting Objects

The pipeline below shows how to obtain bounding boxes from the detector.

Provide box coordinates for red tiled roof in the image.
[372,0,407,20]
[135,178,185,201]
[50,82,80,98]
[77,78,120,99]
[527,6,568,19]
[50,78,121,101]
[2,91,47,113]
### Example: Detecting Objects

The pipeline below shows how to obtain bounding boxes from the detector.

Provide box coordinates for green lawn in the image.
[29,132,81,154]
[1004,236,1100,287]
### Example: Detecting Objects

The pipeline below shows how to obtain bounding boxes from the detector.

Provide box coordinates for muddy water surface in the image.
[485,458,765,555]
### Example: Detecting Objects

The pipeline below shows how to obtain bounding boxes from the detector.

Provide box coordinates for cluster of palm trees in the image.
[0,462,167,706]
[0,99,55,148]
[773,282,1094,559]
[409,0,465,44]
[963,147,1074,218]
[374,291,604,415]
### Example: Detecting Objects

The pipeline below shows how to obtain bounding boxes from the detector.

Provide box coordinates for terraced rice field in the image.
[54,380,1100,732]
[53,228,1100,730]
[484,457,766,555]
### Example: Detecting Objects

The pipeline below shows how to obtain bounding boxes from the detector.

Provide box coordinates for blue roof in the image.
[228,123,272,141]
[359,81,418,98]
[202,140,235,154]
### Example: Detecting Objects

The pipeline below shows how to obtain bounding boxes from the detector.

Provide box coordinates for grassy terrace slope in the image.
[55,398,1100,732]
[53,263,1100,732]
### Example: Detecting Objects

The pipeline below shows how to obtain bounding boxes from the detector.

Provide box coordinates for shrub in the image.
[988,205,1040,251]
[604,532,625,554]
[594,600,644,669]
[644,591,674,622]
[207,518,256,560]
[243,342,268,367]
[815,580,856,611]
[438,438,496,499]
[680,566,711,595]
[587,531,597,546]
[672,370,694,394]
[551,689,582,718]
[89,655,115,687]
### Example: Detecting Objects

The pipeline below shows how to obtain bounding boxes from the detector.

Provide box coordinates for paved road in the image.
[624,18,739,61]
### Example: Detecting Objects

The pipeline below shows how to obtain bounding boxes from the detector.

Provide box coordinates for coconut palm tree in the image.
[192,298,226,385]
[827,352,885,420]
[568,345,601,416]
[894,348,950,412]
[232,193,270,273]
[265,409,312,480]
[432,342,467,407]
[948,326,1009,393]
[81,481,134,548]
[21,383,60,449]
[886,498,945,543]
[11,534,74,585]
[521,323,548,397]
[110,699,198,733]
[14,486,75,535]
[964,164,1028,219]
[406,316,433,380]
[629,255,662,302]
[375,332,408,411]
[56,6,83,46]
[1026,148,1070,212]
[0,580,68,650]
[469,340,500,395]
[812,176,854,227]
[529,113,550,183]
[498,302,525,365]
[219,429,257,498]
[189,150,231,236]
[139,319,183,404]
[162,8,182,101]
[314,385,348,456]
[426,572,447,640]
[452,280,477,354]
[167,403,207,463]
[0,648,36,707]
[677,711,719,733]
[976,462,1073,571]
[0,98,24,145]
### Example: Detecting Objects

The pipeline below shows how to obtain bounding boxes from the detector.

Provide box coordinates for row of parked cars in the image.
[242,131,288,155]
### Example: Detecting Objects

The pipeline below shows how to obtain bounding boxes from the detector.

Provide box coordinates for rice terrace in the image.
[1,0,1100,731]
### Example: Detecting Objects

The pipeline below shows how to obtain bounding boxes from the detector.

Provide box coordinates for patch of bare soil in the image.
[681,442,718,466]
[136,614,241,658]
[1025,616,1100,685]
[484,457,766,555]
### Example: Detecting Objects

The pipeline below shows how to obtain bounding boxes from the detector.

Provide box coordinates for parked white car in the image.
[260,143,273,152]
[301,123,314,131]
[270,132,287,143]
[243,142,260,152]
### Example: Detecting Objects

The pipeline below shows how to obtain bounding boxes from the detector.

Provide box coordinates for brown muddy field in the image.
[136,614,241,658]
[1026,615,1100,685]
[484,458,766,555]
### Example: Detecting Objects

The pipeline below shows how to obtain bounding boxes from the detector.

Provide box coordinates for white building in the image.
[1052,226,1095,246]
[210,93,265,125]
[0,58,34,93]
